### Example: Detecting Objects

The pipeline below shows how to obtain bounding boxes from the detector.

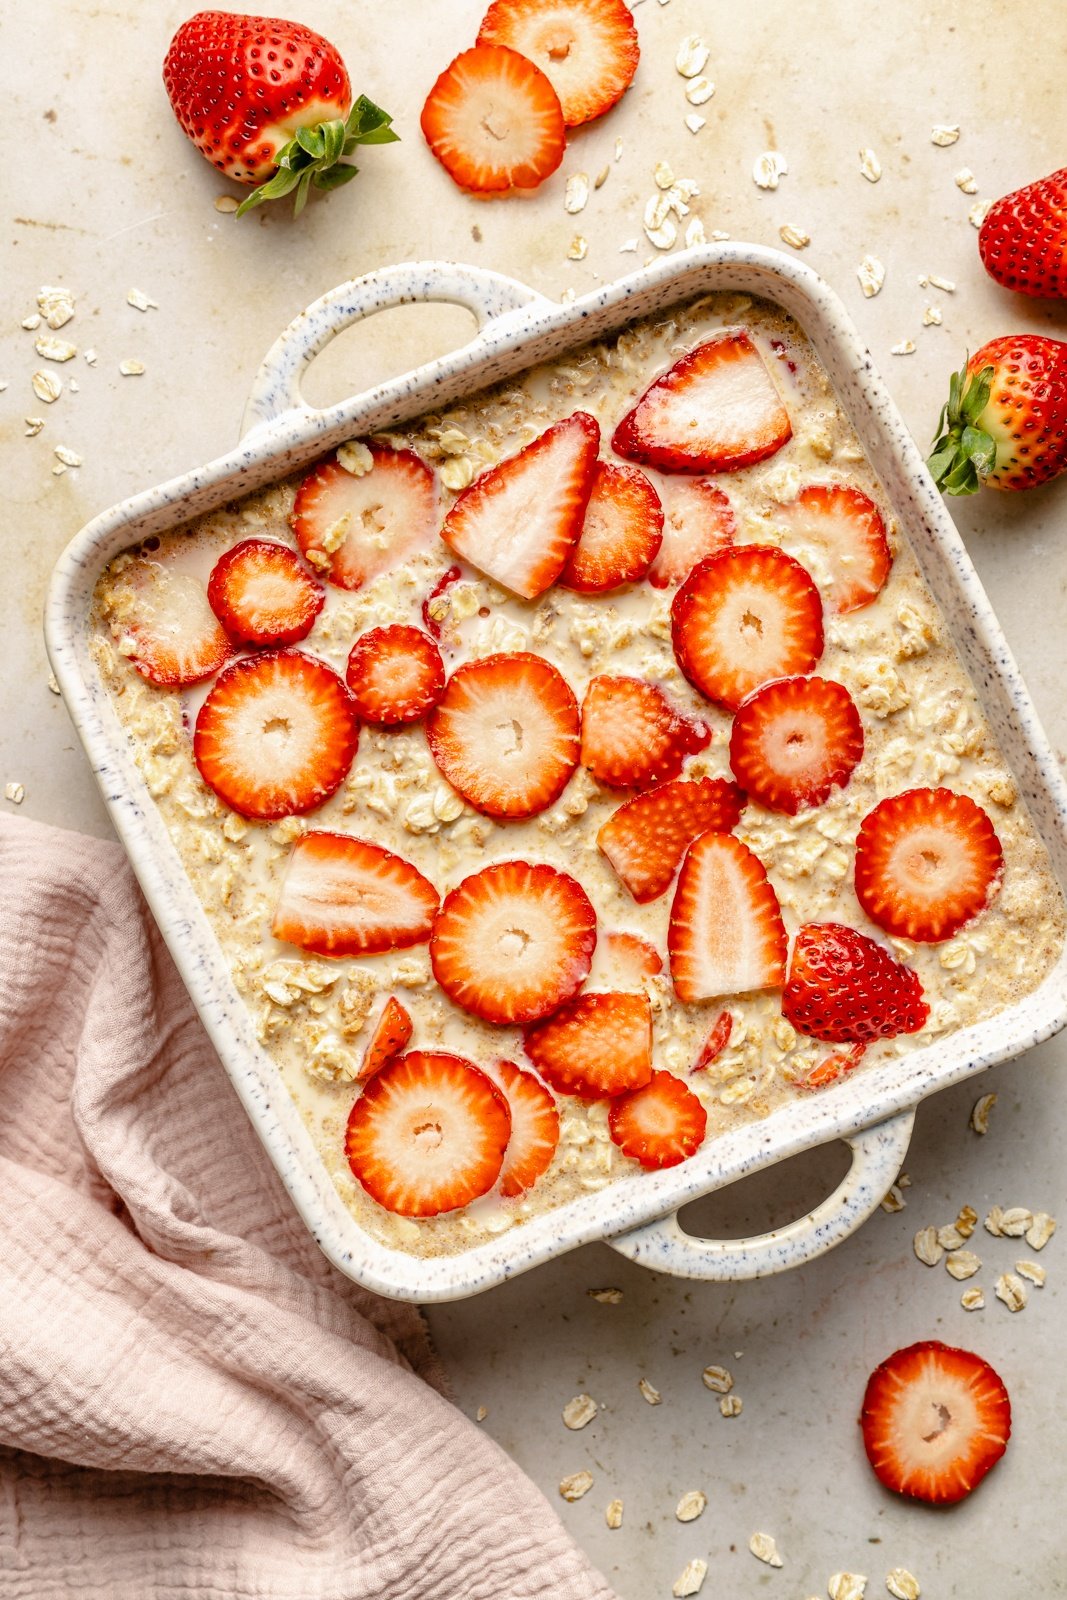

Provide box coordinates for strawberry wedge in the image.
[669,832,787,1003]
[597,777,746,903]
[292,444,437,591]
[357,996,413,1081]
[559,462,663,593]
[650,479,736,589]
[272,831,439,957]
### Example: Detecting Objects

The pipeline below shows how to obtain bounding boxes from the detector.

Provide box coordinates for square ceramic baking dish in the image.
[45,249,1067,1302]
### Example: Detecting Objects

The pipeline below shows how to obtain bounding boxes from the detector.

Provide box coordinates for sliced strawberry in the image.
[357,996,413,1081]
[669,833,787,1003]
[855,788,1003,943]
[524,992,652,1099]
[420,43,565,193]
[778,484,892,613]
[861,1342,1011,1505]
[427,652,579,818]
[117,558,233,688]
[345,1051,511,1218]
[207,539,324,647]
[597,777,746,903]
[559,462,663,593]
[291,445,436,592]
[193,650,359,819]
[580,675,710,791]
[612,332,792,474]
[484,1057,560,1198]
[345,625,445,726]
[729,675,864,814]
[441,413,599,598]
[796,1041,867,1090]
[602,931,663,986]
[690,1010,733,1073]
[477,0,639,127]
[649,479,737,589]
[430,860,596,1025]
[783,923,928,1044]
[671,546,824,711]
[272,831,439,957]
[608,1070,707,1169]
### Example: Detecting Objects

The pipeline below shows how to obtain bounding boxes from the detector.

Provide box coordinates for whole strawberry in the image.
[926,336,1067,494]
[782,922,928,1044]
[978,167,1067,299]
[163,11,397,217]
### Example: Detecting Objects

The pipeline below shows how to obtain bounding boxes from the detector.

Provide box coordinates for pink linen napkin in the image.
[0,815,616,1600]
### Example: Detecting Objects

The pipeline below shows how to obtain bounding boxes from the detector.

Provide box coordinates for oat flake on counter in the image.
[753,150,788,190]
[54,445,83,468]
[35,336,76,363]
[1015,1259,1046,1286]
[961,1286,985,1310]
[559,1470,594,1502]
[998,1207,1034,1237]
[588,1287,623,1304]
[566,236,588,261]
[675,34,709,76]
[995,1272,1028,1311]
[890,340,917,356]
[673,1558,708,1597]
[127,288,159,312]
[25,417,45,436]
[605,1498,623,1529]
[84,349,98,366]
[37,286,75,328]
[913,1226,943,1266]
[214,194,240,213]
[857,255,886,297]
[970,1092,997,1133]
[1026,1212,1056,1250]
[119,359,145,376]
[749,1531,784,1567]
[922,306,942,327]
[684,218,707,249]
[4,783,26,805]
[562,1393,598,1430]
[859,148,882,182]
[720,1394,743,1417]
[945,1249,981,1280]
[686,76,715,105]
[779,223,811,249]
[969,199,993,227]
[21,314,42,331]
[955,168,978,193]
[880,1183,906,1212]
[475,1404,487,1422]
[564,173,589,214]
[638,1376,662,1405]
[931,124,960,146]
[886,1570,920,1600]
[829,1574,868,1600]
[676,1489,706,1522]
[594,166,610,190]
[31,371,62,404]
[683,113,706,134]
[701,1365,733,1394]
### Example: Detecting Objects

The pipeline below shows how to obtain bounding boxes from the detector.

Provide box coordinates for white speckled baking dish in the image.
[46,250,1067,1302]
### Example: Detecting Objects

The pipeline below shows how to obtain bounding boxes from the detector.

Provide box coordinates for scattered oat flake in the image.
[4,783,26,805]
[21,314,42,331]
[563,1393,598,1430]
[1026,1212,1056,1250]
[676,1490,707,1522]
[559,1470,594,1502]
[684,113,706,134]
[961,1286,985,1310]
[127,288,159,312]
[970,1092,997,1134]
[214,193,240,213]
[701,1365,733,1394]
[475,1405,488,1422]
[68,379,79,394]
[686,76,715,106]
[968,199,992,227]
[48,671,61,695]
[931,124,960,146]
[927,273,956,292]
[913,1226,943,1267]
[1014,1259,1045,1287]
[35,336,76,363]
[753,151,788,190]
[859,148,882,182]
[565,173,590,214]
[605,1498,623,1529]
[955,168,978,194]
[999,1207,1033,1237]
[946,1249,981,1280]
[676,34,709,76]
[857,255,886,297]
[37,286,75,328]
[779,223,811,249]
[654,161,675,190]
[938,1224,964,1250]
[566,236,588,261]
[890,340,917,355]
[614,137,624,162]
[886,1570,920,1600]
[32,371,62,404]
[985,1206,1005,1237]
[684,217,707,249]
[995,1272,1028,1312]
[829,1574,868,1600]
[25,417,45,436]
[645,193,670,230]
[645,218,678,250]
[749,1532,783,1568]
[588,1286,623,1304]
[619,238,639,253]
[119,359,145,376]
[638,1377,662,1405]
[0,380,7,392]
[880,1184,906,1213]
[52,462,67,477]
[720,1394,743,1417]
[673,1558,708,1597]
[710,229,730,241]
[594,166,610,189]
[955,1206,978,1238]
[83,349,98,366]
[54,445,83,468]
[922,305,943,326]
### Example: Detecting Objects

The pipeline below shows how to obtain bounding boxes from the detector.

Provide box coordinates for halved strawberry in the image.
[608,1070,707,1169]
[796,1041,866,1090]
[597,777,746,903]
[345,625,445,726]
[272,831,439,957]
[477,0,639,127]
[291,445,436,592]
[669,832,787,1003]
[345,1051,511,1217]
[855,788,1003,943]
[524,992,652,1098]
[580,675,711,791]
[426,653,579,818]
[649,479,737,589]
[484,1057,560,1197]
[441,413,599,598]
[193,650,359,819]
[117,558,233,687]
[612,332,792,474]
[690,1010,733,1073]
[207,539,324,647]
[430,860,596,1025]
[778,483,892,613]
[783,923,928,1044]
[729,676,864,814]
[559,462,663,593]
[861,1342,1011,1505]
[357,996,414,1081]
[602,931,663,987]
[671,546,824,711]
[420,43,565,193]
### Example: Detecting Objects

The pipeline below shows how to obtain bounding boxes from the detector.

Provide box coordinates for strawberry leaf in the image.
[234,96,398,219]
[926,358,999,496]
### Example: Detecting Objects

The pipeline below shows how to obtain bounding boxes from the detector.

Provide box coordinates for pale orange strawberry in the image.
[854,788,1003,943]
[524,992,652,1098]
[357,997,413,1081]
[777,484,892,613]
[579,675,710,790]
[477,0,639,127]
[272,832,439,958]
[728,676,864,814]
[668,833,787,1003]
[602,931,663,985]
[207,538,324,646]
[597,777,746,903]
[608,1070,707,1168]
[559,461,663,593]
[420,43,565,193]
[484,1057,561,1198]
[649,479,736,589]
[119,558,233,687]
[291,445,436,592]
[345,625,445,726]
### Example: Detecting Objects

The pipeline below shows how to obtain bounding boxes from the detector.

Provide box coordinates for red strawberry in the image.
[207,538,324,647]
[426,653,579,818]
[193,650,358,819]
[118,558,233,688]
[649,480,736,589]
[440,413,599,598]
[477,0,639,128]
[782,923,928,1044]
[777,484,892,613]
[421,564,463,639]
[927,337,1067,493]
[524,992,652,1099]
[292,445,437,592]
[484,1057,560,1198]
[860,1342,1011,1505]
[671,546,824,711]
[420,44,565,193]
[597,777,745,903]
[559,462,663,593]
[668,833,787,1003]
[272,831,439,957]
[978,167,1067,300]
[579,675,711,791]
[612,332,792,474]
[357,996,413,1081]
[855,788,1003,943]
[345,625,445,726]
[162,12,396,217]
[690,1010,732,1073]
[430,860,596,1025]
[602,931,663,987]
[608,1070,707,1169]
[345,1051,511,1218]
[729,676,864,814]
[796,1041,866,1091]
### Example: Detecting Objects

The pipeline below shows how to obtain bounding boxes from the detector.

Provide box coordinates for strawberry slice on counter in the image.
[559,462,663,593]
[860,1342,1011,1505]
[345,1051,511,1217]
[601,931,664,987]
[689,1010,733,1074]
[476,0,640,127]
[524,992,653,1099]
[597,776,746,903]
[608,1070,707,1169]
[649,479,737,589]
[357,996,414,1081]
[579,675,710,791]
[728,675,864,814]
[440,412,599,598]
[430,860,596,1024]
[668,832,787,1003]
[484,1057,561,1198]
[193,650,359,819]
[291,445,436,592]
[119,559,234,688]
[612,332,793,474]
[426,652,579,818]
[207,538,325,647]
[855,787,1003,943]
[671,545,824,711]
[272,831,439,957]
[782,923,928,1044]
[420,43,565,193]
[345,625,445,726]
[777,484,892,613]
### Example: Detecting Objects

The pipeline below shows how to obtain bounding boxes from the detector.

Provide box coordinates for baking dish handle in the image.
[606,1108,915,1281]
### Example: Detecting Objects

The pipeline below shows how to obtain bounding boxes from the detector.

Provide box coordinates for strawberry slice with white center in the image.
[729,675,864,814]
[690,1010,733,1073]
[426,652,579,818]
[855,787,1003,943]
[441,412,599,598]
[559,462,663,593]
[291,444,436,592]
[272,831,439,957]
[669,832,787,1003]
[484,1057,560,1198]
[431,860,596,1025]
[650,479,737,589]
[345,1051,511,1217]
[580,675,711,791]
[420,43,565,193]
[597,777,746,903]
[193,650,359,819]
[357,996,413,1081]
[671,545,824,711]
[778,483,892,613]
[117,558,233,687]
[608,1070,707,1169]
[612,332,792,474]
[861,1341,1011,1505]
[476,0,639,127]
[524,992,652,1099]
[783,923,928,1044]
[345,625,445,726]
[207,538,325,647]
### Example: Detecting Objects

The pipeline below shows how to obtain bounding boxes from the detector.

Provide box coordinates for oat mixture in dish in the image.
[92,293,1066,1257]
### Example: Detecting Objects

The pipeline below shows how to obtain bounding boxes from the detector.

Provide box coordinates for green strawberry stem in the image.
[926,357,998,496]
[235,95,399,219]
